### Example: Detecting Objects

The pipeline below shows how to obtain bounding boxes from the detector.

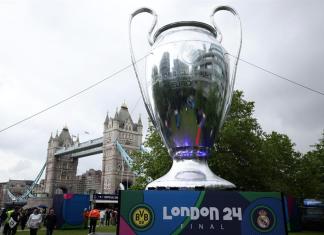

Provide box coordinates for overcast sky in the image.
[0,0,323,183]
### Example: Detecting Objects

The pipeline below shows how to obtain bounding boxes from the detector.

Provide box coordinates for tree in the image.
[259,132,302,195]
[296,132,324,198]
[131,124,171,189]
[130,91,323,199]
[209,90,265,191]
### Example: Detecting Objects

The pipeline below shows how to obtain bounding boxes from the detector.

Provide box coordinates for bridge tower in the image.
[102,103,142,194]
[44,127,79,197]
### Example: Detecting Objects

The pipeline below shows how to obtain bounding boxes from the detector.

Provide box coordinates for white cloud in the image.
[0,0,323,183]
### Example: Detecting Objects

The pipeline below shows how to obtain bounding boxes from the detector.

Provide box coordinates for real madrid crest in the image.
[250,206,276,232]
[257,209,271,229]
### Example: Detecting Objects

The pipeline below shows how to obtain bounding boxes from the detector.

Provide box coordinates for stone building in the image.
[43,103,142,197]
[102,103,142,194]
[33,179,46,196]
[0,103,143,206]
[0,182,7,208]
[7,180,33,196]
[0,180,33,207]
[44,128,79,197]
[75,169,102,194]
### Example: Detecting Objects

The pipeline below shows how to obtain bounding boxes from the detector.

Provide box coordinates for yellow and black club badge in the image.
[251,206,276,233]
[129,204,154,231]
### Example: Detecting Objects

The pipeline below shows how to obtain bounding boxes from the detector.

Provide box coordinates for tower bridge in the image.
[2,103,143,205]
[54,137,104,158]
[44,103,143,197]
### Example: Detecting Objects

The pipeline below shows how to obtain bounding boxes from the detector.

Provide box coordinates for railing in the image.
[55,137,103,156]
[7,162,46,202]
[7,139,144,202]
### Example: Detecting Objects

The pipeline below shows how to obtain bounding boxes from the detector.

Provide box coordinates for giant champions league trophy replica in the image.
[120,9,286,235]
[129,6,242,189]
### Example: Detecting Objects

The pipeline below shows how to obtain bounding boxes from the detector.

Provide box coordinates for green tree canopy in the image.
[130,124,171,190]
[131,91,324,198]
[296,132,324,198]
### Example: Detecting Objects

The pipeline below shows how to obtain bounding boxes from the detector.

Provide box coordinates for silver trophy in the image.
[129,6,242,189]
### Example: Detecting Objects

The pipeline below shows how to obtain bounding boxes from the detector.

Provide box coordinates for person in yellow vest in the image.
[3,207,20,235]
[88,208,100,235]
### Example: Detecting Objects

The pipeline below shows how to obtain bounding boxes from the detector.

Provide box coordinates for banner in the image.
[118,191,287,235]
[93,194,118,201]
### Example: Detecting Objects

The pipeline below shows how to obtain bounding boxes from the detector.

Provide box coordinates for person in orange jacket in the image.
[82,208,89,229]
[88,208,100,235]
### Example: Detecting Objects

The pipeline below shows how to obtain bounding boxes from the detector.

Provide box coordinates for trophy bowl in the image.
[129,6,242,190]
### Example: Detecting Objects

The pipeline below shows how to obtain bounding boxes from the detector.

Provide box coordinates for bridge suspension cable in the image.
[116,141,145,190]
[0,53,150,134]
[7,162,47,202]
[6,140,146,198]
[1,50,323,135]
[116,141,134,169]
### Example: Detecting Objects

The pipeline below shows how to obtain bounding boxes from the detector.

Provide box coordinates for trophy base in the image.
[146,159,236,190]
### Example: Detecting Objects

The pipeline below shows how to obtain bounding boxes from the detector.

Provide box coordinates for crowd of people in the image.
[0,206,117,235]
[0,207,56,235]
[83,208,118,235]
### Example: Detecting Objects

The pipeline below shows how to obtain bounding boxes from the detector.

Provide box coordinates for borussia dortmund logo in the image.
[129,204,154,231]
[251,206,276,232]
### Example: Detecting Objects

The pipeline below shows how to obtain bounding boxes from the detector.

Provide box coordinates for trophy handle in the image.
[129,7,158,127]
[210,6,242,115]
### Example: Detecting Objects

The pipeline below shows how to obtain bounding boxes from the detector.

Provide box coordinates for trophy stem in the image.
[146,159,236,190]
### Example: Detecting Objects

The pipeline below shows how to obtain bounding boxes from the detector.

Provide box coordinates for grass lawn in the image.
[16,226,117,234]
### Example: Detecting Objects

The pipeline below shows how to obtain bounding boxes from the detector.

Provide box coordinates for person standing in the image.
[20,210,28,230]
[82,208,89,229]
[110,209,116,226]
[99,210,105,227]
[44,208,56,235]
[104,208,110,226]
[41,209,46,227]
[5,207,20,235]
[2,208,11,235]
[88,208,100,235]
[26,208,42,235]
[0,208,7,231]
[0,209,3,228]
